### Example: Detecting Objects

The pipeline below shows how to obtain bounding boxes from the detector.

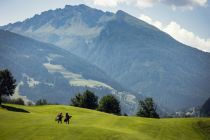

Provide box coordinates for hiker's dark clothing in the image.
[57,113,63,124]
[64,113,71,124]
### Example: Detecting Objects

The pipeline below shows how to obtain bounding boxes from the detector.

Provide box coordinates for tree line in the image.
[0,69,159,118]
[71,90,121,115]
[70,90,159,118]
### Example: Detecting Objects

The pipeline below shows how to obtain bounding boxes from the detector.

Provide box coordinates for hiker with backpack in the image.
[64,113,72,124]
[56,112,63,124]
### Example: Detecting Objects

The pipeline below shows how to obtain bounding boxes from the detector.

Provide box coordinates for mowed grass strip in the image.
[0,104,209,140]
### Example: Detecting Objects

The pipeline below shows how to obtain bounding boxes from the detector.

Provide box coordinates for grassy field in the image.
[0,104,210,140]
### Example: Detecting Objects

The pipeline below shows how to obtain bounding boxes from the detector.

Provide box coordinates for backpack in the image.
[55,116,59,121]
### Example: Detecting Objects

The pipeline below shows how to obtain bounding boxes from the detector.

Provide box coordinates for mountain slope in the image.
[201,97,210,117]
[0,30,139,114]
[2,4,210,111]
[86,11,210,111]
[0,104,210,140]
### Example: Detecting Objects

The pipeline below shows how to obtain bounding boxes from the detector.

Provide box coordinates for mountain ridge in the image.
[0,29,139,115]
[1,4,210,111]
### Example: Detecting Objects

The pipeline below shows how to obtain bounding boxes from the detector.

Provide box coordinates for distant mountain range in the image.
[1,4,210,112]
[0,29,139,115]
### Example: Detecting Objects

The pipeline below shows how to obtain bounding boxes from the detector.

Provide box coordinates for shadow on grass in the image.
[1,105,30,113]
[197,121,210,139]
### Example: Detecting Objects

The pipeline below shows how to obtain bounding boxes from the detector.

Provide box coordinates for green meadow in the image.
[0,104,210,140]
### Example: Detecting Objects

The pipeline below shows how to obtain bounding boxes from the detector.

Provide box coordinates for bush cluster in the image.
[2,97,25,105]
[71,90,121,115]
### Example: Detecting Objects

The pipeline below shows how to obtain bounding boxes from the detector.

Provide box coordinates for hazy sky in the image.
[0,0,210,51]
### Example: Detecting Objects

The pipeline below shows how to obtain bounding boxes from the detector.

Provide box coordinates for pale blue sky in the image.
[0,0,209,51]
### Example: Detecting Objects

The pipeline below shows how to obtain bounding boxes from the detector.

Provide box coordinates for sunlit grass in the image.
[0,104,209,140]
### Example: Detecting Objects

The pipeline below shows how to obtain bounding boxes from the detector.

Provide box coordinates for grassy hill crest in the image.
[0,104,210,140]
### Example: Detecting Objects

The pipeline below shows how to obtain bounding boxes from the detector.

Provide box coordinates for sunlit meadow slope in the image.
[0,104,210,140]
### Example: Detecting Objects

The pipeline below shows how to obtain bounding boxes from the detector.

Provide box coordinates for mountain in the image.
[1,4,210,111]
[201,97,210,117]
[0,30,139,115]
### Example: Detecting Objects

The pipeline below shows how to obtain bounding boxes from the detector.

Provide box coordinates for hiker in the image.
[56,112,63,124]
[64,113,72,124]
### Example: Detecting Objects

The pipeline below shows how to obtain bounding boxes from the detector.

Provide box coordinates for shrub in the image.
[36,99,48,105]
[71,90,98,109]
[98,95,121,115]
[136,97,159,118]
[2,97,25,105]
